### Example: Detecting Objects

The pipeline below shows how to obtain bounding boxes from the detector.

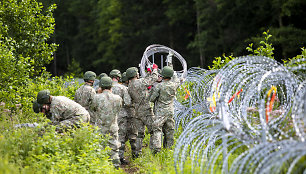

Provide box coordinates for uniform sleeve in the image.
[51,107,63,122]
[88,88,96,105]
[122,87,132,106]
[141,68,158,87]
[172,72,182,89]
[74,90,79,102]
[150,83,161,102]
[168,62,181,89]
[89,95,97,112]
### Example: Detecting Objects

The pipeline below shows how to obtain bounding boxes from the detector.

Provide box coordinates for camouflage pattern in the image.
[90,90,122,167]
[111,81,137,159]
[74,84,96,110]
[149,74,181,152]
[128,68,158,155]
[49,96,90,128]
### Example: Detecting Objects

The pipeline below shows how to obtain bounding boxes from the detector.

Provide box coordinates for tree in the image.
[0,0,57,76]
[0,0,57,109]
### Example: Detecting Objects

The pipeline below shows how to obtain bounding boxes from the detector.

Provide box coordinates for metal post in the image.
[161,55,163,69]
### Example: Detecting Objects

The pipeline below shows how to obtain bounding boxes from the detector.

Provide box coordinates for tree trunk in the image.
[196,1,204,68]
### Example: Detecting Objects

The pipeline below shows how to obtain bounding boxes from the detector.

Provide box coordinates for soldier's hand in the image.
[147,68,152,73]
[152,64,158,69]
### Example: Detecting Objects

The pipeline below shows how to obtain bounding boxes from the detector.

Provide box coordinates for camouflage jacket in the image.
[50,96,90,124]
[112,81,131,107]
[149,75,180,115]
[128,69,158,111]
[90,90,122,130]
[74,83,96,110]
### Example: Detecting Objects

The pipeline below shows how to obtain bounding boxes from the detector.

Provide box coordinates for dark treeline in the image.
[40,0,306,76]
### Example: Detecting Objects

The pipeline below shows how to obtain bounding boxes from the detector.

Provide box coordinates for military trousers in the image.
[133,105,155,155]
[56,113,90,129]
[100,126,121,168]
[151,113,175,152]
[118,115,138,159]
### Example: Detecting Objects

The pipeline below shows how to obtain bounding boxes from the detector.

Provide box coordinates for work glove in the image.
[147,68,152,73]
[147,86,152,90]
[152,64,158,70]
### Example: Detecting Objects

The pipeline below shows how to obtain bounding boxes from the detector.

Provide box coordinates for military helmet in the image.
[99,77,113,87]
[98,73,108,80]
[126,67,138,79]
[162,66,174,78]
[83,71,96,81]
[32,100,42,113]
[37,90,50,104]
[109,69,122,78]
[121,72,128,82]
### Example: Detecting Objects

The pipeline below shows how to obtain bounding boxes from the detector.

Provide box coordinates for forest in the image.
[0,0,305,173]
[38,0,306,76]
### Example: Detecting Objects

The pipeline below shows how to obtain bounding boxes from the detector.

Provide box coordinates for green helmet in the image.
[99,77,113,88]
[121,72,128,82]
[84,71,96,81]
[32,100,42,113]
[162,66,174,78]
[37,90,50,104]
[126,67,138,79]
[98,73,108,80]
[109,69,122,78]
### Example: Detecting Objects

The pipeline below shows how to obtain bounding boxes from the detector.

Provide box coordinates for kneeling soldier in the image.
[36,90,90,130]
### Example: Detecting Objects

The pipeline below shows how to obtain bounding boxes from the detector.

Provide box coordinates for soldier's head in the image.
[162,66,174,80]
[83,71,96,85]
[98,73,108,80]
[121,72,128,84]
[37,90,51,104]
[126,67,139,80]
[32,100,42,113]
[109,69,121,81]
[41,104,51,114]
[99,76,113,90]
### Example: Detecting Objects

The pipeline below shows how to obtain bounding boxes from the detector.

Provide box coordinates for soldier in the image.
[74,71,96,123]
[36,90,90,130]
[149,66,182,153]
[90,77,122,168]
[97,73,108,93]
[126,64,158,157]
[121,72,128,87]
[98,72,108,80]
[109,69,137,164]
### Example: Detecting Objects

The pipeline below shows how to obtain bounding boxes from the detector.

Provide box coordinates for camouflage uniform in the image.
[74,84,96,123]
[112,81,137,160]
[90,90,122,168]
[128,69,158,155]
[49,96,90,128]
[149,74,181,152]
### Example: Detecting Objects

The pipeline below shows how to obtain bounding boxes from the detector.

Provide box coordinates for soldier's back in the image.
[128,79,148,104]
[75,84,96,109]
[91,91,122,127]
[50,96,89,121]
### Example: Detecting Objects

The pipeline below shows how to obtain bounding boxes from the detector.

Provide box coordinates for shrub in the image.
[0,122,123,173]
